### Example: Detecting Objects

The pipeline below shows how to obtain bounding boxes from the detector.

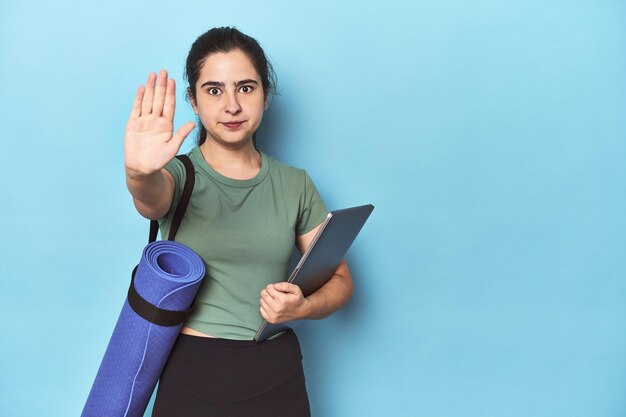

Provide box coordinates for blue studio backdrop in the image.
[1,1,625,416]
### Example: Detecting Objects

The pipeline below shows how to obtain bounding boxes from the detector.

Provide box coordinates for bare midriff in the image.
[180,326,217,338]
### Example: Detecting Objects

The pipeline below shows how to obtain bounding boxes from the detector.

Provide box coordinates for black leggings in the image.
[152,329,311,417]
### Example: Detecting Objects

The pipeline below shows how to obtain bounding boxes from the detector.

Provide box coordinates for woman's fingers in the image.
[130,85,145,119]
[260,298,279,323]
[141,72,156,115]
[260,305,270,321]
[133,71,176,120]
[162,78,176,120]
[152,70,168,116]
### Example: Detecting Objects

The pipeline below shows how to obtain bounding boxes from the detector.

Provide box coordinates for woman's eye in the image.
[239,85,253,93]
[208,88,221,96]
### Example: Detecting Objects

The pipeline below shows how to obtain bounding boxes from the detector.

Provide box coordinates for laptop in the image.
[254,204,374,342]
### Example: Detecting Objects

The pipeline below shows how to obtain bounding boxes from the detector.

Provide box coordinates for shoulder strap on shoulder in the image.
[148,154,195,243]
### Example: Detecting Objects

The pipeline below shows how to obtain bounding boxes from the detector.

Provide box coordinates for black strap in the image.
[148,219,159,244]
[148,154,195,243]
[127,266,193,326]
[131,154,197,326]
[167,154,195,241]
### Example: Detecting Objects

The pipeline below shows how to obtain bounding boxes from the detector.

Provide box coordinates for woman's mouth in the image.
[222,121,244,129]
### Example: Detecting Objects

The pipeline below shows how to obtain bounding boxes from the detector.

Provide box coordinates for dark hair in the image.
[185,27,277,146]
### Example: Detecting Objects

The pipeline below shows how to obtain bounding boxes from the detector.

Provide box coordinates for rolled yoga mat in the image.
[82,240,205,417]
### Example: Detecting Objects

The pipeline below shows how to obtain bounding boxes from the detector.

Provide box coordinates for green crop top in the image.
[158,147,328,340]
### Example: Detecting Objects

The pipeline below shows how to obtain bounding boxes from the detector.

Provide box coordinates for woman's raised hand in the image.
[124,70,195,175]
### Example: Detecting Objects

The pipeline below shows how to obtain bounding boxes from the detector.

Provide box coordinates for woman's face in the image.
[191,49,267,149]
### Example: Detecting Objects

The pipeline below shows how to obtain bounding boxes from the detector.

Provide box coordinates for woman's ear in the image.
[188,88,199,115]
[264,97,268,111]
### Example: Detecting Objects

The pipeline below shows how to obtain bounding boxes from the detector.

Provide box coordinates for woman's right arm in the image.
[124,70,195,220]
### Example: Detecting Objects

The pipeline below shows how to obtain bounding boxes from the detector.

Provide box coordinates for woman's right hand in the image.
[124,70,195,176]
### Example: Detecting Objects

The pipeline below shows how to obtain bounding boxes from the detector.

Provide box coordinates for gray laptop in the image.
[254,204,374,342]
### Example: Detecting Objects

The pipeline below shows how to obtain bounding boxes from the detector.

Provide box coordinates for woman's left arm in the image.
[259,223,354,324]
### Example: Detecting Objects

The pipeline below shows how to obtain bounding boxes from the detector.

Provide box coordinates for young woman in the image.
[124,27,353,416]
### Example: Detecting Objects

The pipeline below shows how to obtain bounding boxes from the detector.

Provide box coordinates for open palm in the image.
[124,70,195,175]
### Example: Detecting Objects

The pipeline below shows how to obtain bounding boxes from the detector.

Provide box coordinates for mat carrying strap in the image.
[128,154,197,326]
[148,154,196,243]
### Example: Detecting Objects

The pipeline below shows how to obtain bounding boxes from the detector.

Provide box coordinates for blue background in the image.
[1,1,625,416]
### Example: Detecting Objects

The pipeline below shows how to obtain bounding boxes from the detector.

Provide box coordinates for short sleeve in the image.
[297,171,329,236]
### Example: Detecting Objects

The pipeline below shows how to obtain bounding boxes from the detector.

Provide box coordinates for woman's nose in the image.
[225,91,241,114]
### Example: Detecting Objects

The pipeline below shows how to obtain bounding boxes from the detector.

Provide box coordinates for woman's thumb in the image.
[171,122,196,149]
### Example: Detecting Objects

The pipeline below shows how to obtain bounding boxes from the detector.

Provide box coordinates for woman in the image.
[124,27,353,416]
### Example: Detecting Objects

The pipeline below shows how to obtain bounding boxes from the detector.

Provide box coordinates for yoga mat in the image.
[82,240,205,417]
